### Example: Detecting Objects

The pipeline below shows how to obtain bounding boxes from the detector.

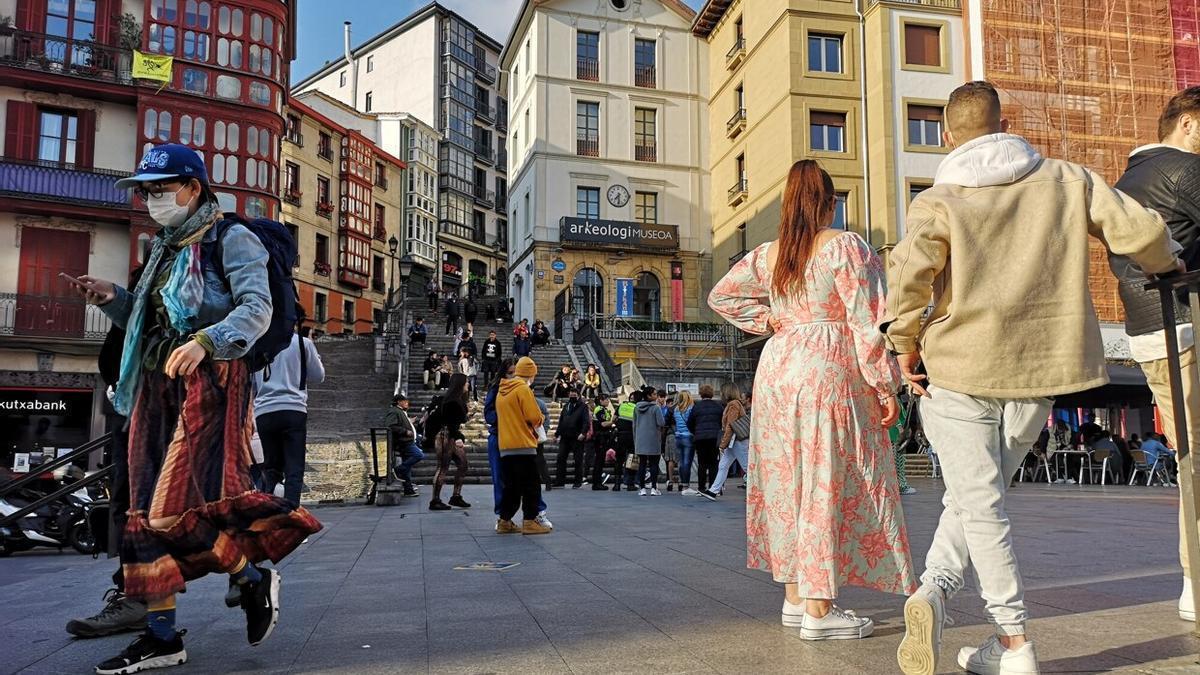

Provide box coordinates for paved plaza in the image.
[2,479,1198,674]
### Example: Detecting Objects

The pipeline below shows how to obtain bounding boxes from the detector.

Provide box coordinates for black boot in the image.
[448,495,471,508]
[429,498,451,511]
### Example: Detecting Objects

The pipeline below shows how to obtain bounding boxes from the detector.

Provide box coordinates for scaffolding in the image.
[983,0,1199,321]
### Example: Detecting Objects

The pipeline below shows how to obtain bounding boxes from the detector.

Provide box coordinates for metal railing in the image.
[728,178,748,202]
[439,221,486,244]
[577,137,599,157]
[474,144,495,164]
[727,107,747,134]
[473,185,495,206]
[474,102,495,121]
[477,62,497,83]
[577,57,599,81]
[0,292,112,340]
[318,145,334,161]
[0,28,132,84]
[0,432,114,528]
[635,64,656,88]
[497,150,508,168]
[0,158,131,207]
[726,37,746,66]
[635,143,657,163]
[286,131,303,147]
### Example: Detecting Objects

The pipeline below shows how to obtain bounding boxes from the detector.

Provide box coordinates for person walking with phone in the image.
[709,159,914,640]
[69,144,320,674]
[699,382,751,501]
[885,82,1181,675]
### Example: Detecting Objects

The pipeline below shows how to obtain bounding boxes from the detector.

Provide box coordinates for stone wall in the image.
[303,438,375,503]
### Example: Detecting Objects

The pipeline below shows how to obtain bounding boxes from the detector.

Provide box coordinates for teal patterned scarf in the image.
[112,201,220,416]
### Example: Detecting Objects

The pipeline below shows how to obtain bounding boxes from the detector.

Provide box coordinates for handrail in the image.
[0,465,112,527]
[0,432,114,497]
[574,318,620,388]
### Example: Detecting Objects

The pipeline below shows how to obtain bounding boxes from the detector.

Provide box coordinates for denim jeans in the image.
[919,384,1052,636]
[256,410,308,508]
[394,441,424,483]
[675,434,695,486]
[708,438,749,493]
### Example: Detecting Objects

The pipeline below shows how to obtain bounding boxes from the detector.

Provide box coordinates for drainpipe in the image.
[855,0,873,248]
[344,22,358,109]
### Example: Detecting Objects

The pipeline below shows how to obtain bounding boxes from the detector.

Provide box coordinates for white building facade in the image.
[502,0,711,327]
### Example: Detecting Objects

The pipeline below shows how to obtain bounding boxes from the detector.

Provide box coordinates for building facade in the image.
[293,2,509,300]
[501,0,710,328]
[0,0,293,463]
[280,96,405,337]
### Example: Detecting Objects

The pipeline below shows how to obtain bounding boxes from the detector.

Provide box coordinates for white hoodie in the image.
[934,133,1042,188]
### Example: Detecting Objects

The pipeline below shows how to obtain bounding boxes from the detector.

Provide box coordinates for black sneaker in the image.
[94,629,187,674]
[591,484,610,491]
[224,577,242,608]
[448,495,472,508]
[239,567,280,646]
[402,482,419,497]
[699,489,718,501]
[611,483,621,492]
[67,589,147,638]
[429,499,451,511]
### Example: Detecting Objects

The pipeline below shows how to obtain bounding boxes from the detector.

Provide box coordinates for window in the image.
[374,203,386,240]
[909,183,931,202]
[315,233,329,263]
[317,176,331,205]
[635,38,656,88]
[339,70,346,87]
[314,292,327,323]
[808,34,843,73]
[366,55,374,72]
[634,108,656,162]
[47,0,98,65]
[286,223,300,266]
[634,192,658,224]
[904,23,942,68]
[735,153,746,185]
[375,161,388,188]
[577,31,599,81]
[524,109,531,148]
[572,267,604,317]
[318,132,332,159]
[284,161,299,192]
[832,192,848,230]
[38,110,78,164]
[810,111,846,152]
[907,104,945,148]
[577,187,600,220]
[364,92,373,112]
[737,223,748,254]
[343,300,355,334]
[633,272,660,321]
[373,255,385,291]
[576,102,599,157]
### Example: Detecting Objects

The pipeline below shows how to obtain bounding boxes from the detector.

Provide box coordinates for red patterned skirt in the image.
[122,359,322,601]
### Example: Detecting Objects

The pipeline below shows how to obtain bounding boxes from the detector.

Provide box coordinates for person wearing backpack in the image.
[700,383,751,501]
[68,144,320,675]
[444,293,461,336]
[254,308,326,508]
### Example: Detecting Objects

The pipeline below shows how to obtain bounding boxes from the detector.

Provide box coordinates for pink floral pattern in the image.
[709,233,917,597]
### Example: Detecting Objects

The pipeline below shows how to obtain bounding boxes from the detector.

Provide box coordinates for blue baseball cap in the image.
[115,143,209,189]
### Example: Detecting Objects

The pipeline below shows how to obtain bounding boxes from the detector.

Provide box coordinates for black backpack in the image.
[202,213,299,373]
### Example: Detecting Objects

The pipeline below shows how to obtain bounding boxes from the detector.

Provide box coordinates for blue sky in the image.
[293,0,707,83]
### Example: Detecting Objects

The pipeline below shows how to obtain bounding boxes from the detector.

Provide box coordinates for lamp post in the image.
[387,235,399,310]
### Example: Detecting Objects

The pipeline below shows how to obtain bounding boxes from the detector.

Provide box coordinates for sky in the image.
[292,0,708,83]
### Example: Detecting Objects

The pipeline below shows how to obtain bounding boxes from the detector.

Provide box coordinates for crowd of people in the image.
[1023,421,1181,486]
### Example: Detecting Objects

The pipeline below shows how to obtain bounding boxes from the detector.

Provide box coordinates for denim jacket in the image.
[100,223,272,360]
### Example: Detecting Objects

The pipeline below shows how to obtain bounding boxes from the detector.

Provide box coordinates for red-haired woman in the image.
[709,160,916,640]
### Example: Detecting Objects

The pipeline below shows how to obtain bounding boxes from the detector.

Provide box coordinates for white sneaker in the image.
[1053,478,1066,484]
[535,511,553,529]
[781,598,805,627]
[799,605,874,641]
[900,486,918,496]
[1181,577,1196,622]
[638,488,648,496]
[680,487,699,496]
[650,488,662,496]
[897,582,946,675]
[957,636,1039,675]
[1066,478,1077,485]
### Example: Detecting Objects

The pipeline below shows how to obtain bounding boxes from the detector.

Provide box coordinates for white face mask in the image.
[145,189,193,228]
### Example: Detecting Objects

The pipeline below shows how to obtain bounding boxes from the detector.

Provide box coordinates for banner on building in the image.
[615,278,635,317]
[559,217,678,250]
[132,50,174,83]
[670,261,684,322]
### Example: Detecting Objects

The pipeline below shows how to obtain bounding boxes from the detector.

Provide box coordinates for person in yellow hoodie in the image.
[495,356,550,535]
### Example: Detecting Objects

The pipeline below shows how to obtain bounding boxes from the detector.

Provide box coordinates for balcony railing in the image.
[497,150,508,169]
[316,200,333,218]
[0,293,112,341]
[727,107,747,137]
[474,144,495,165]
[318,145,334,161]
[577,137,599,157]
[635,143,657,163]
[0,28,132,85]
[0,158,131,207]
[440,221,486,245]
[285,131,303,147]
[577,57,599,81]
[477,62,497,83]
[314,260,332,277]
[283,187,302,206]
[474,102,496,122]
[728,178,748,205]
[473,185,495,207]
[375,175,389,190]
[729,250,748,266]
[373,222,387,241]
[726,37,747,69]
[635,64,656,88]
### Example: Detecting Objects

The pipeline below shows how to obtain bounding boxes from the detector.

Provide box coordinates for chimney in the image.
[344,21,359,109]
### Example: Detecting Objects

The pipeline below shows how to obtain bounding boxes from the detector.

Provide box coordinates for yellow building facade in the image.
[281,99,406,336]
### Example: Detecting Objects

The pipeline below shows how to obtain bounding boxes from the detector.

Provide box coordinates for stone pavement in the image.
[1,479,1198,674]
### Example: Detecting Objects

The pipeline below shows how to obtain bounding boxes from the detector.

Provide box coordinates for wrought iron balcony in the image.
[727,107,747,138]
[439,220,487,245]
[477,62,497,83]
[474,144,495,165]
[318,145,334,161]
[474,102,496,122]
[283,187,302,206]
[577,136,599,158]
[728,178,748,205]
[726,37,746,69]
[0,28,132,85]
[0,158,131,208]
[577,57,599,81]
[497,150,508,169]
[285,131,303,147]
[0,293,112,341]
[635,64,656,89]
[635,143,657,163]
[316,200,334,218]
[473,184,495,207]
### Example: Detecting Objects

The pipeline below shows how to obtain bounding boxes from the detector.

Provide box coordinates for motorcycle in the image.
[0,484,97,556]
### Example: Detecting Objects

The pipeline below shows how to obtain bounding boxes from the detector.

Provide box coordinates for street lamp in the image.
[387,235,399,308]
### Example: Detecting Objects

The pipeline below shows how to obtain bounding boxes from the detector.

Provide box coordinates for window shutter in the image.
[76,109,97,168]
[905,25,941,67]
[15,0,47,31]
[908,105,944,122]
[811,111,846,128]
[5,100,38,160]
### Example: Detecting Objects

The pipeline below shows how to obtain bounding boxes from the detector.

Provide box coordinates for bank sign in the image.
[560,217,679,251]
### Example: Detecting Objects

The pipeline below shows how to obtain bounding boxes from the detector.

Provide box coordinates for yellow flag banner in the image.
[131,50,173,83]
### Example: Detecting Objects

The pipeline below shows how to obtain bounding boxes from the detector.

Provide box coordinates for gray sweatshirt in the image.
[253,333,326,416]
[633,400,665,456]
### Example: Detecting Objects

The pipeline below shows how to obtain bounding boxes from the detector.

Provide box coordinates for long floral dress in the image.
[708,232,917,598]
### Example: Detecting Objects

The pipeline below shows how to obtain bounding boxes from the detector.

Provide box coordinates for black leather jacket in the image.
[1112,146,1200,335]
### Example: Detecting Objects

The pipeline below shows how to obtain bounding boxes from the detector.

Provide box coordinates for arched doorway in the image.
[468,259,488,298]
[495,267,508,297]
[572,267,604,318]
[634,271,660,322]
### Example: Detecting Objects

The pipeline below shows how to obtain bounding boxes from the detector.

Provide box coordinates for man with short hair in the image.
[407,316,427,346]
[554,387,591,488]
[426,278,439,311]
[887,81,1180,675]
[1111,86,1200,623]
[384,394,422,497]
[687,384,725,494]
[480,330,503,389]
[444,293,461,336]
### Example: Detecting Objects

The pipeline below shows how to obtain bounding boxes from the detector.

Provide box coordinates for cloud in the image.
[440,0,525,42]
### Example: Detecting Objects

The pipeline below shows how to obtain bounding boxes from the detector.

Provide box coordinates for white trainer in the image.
[957,636,1039,675]
[799,606,874,641]
[1181,577,1196,622]
[535,511,553,529]
[781,599,805,627]
[897,582,946,675]
[650,488,662,496]
[638,488,648,496]
[680,487,699,496]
